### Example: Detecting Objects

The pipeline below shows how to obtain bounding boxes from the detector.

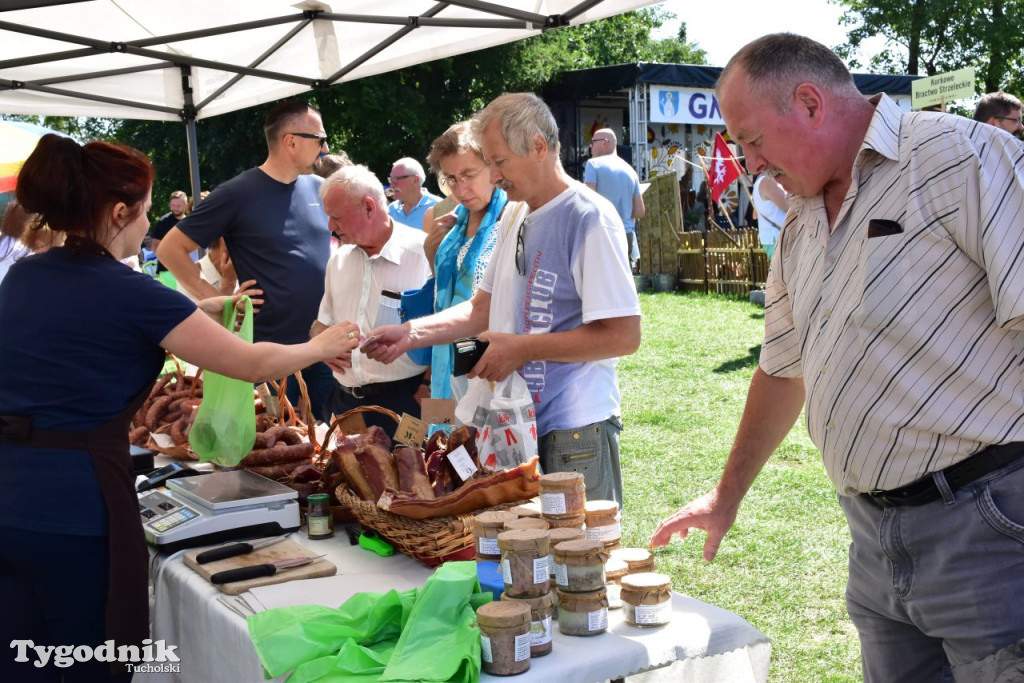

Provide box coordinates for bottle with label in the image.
[306,493,334,540]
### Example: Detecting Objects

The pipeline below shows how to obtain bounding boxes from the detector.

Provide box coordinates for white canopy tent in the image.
[0,0,658,196]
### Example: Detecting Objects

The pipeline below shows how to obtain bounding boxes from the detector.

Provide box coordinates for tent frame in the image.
[0,0,607,201]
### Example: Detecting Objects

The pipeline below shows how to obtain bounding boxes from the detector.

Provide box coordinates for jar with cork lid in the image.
[610,547,655,574]
[473,510,519,562]
[501,592,555,657]
[497,529,550,598]
[620,572,673,627]
[584,500,620,546]
[476,600,532,675]
[544,512,586,531]
[552,539,608,592]
[546,528,586,581]
[555,587,609,636]
[504,517,550,532]
[539,472,586,518]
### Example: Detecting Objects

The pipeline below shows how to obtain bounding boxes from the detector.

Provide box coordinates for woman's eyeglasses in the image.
[439,168,484,188]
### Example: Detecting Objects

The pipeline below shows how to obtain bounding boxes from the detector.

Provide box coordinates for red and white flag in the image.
[709,132,742,203]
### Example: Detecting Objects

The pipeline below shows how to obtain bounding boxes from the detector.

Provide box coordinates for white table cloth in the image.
[141,531,770,682]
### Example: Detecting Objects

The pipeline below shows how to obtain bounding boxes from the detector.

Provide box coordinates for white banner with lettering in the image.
[649,86,723,125]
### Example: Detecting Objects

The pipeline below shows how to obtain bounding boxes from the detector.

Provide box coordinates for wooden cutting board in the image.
[184,538,337,595]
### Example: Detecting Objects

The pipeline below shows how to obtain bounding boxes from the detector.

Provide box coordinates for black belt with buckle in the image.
[339,374,423,401]
[865,442,1024,507]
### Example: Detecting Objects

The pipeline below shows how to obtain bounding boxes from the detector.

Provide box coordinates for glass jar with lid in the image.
[497,529,550,598]
[552,539,608,592]
[476,600,532,675]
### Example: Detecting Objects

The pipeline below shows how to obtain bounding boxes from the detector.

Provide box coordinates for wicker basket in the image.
[338,488,521,567]
[322,406,533,567]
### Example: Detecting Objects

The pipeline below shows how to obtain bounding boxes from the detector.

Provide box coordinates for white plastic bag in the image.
[456,373,538,470]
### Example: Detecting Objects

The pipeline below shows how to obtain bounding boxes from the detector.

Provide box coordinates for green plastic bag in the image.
[248,561,490,682]
[189,297,257,467]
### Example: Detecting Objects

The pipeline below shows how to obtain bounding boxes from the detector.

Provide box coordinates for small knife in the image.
[209,555,326,585]
[196,537,286,564]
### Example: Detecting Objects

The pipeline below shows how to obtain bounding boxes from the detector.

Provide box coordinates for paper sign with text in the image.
[447,444,478,481]
[911,67,975,109]
[394,413,428,447]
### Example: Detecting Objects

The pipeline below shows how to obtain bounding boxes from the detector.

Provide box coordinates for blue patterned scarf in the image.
[430,188,508,398]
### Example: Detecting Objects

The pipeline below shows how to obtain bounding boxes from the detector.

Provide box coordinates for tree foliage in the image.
[832,0,1024,94]
[10,8,704,216]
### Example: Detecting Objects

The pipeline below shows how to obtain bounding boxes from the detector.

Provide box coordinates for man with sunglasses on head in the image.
[364,93,641,506]
[584,128,645,270]
[386,157,441,229]
[157,99,337,420]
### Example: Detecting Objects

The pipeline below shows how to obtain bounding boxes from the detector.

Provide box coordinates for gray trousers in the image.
[840,457,1024,682]
[538,416,623,507]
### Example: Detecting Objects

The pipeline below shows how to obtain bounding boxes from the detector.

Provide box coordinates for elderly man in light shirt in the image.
[386,157,441,229]
[312,165,432,430]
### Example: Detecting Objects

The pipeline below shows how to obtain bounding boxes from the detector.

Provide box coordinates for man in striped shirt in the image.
[651,33,1024,681]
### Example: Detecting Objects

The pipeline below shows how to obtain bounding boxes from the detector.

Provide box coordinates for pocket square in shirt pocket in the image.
[867,219,903,238]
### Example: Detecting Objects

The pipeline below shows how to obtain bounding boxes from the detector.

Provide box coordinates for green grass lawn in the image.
[618,292,861,682]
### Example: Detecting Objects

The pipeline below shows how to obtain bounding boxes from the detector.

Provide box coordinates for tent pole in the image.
[179,66,203,208]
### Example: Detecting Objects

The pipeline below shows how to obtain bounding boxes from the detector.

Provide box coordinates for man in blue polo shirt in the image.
[386,157,440,229]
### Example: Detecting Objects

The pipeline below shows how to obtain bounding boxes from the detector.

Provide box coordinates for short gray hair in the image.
[319,164,387,208]
[391,157,426,182]
[717,33,859,113]
[472,92,560,157]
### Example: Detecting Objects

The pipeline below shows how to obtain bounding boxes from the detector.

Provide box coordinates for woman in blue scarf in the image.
[423,121,509,400]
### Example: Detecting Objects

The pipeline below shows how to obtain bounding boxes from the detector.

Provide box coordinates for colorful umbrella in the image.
[0,119,62,194]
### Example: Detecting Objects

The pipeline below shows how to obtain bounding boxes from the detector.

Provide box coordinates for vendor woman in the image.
[0,135,360,681]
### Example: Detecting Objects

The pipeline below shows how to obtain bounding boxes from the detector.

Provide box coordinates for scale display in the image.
[140,470,300,552]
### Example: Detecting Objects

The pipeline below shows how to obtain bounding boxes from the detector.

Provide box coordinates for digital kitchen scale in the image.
[139,469,300,552]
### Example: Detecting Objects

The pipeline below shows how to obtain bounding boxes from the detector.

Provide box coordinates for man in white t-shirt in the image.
[364,93,642,505]
[312,165,431,431]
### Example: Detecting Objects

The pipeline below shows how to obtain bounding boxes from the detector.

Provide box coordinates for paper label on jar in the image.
[533,556,548,584]
[480,634,493,663]
[514,633,531,661]
[548,552,556,577]
[530,616,553,646]
[501,558,512,585]
[633,600,672,624]
[588,608,609,632]
[307,517,331,536]
[553,561,569,587]
[478,537,499,556]
[585,521,621,543]
[540,492,567,515]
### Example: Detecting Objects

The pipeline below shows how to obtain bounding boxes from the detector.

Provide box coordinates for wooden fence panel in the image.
[676,227,769,294]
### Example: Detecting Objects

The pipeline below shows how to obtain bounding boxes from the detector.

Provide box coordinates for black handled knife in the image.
[209,555,325,585]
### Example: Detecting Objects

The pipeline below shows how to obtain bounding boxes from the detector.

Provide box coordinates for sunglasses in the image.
[288,132,328,145]
[388,174,414,183]
[515,219,527,276]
